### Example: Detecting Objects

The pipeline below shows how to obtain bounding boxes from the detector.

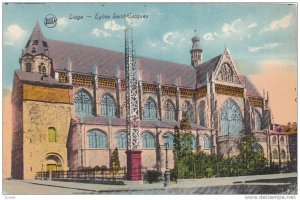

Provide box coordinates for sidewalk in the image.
[22,172,297,193]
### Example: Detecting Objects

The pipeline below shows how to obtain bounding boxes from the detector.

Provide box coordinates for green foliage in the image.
[110,148,121,170]
[144,170,161,183]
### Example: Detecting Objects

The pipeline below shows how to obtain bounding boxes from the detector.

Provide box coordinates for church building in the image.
[11,23,291,179]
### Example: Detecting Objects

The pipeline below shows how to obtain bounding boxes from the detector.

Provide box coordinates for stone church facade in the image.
[11,23,291,179]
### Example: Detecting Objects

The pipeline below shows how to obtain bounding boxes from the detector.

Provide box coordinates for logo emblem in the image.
[44,14,57,28]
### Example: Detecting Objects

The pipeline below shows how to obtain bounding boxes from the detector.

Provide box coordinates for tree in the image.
[110,147,121,170]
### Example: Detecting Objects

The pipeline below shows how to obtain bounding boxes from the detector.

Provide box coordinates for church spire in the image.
[190,30,203,68]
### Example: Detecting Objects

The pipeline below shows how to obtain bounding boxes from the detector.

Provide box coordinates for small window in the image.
[44,49,49,55]
[31,47,36,53]
[280,136,285,145]
[42,41,48,47]
[32,40,38,45]
[142,132,155,148]
[48,127,56,142]
[25,63,31,72]
[272,136,277,145]
[39,64,46,74]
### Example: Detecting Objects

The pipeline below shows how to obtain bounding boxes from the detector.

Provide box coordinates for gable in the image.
[214,49,241,85]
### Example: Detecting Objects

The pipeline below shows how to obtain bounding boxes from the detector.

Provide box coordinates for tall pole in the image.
[125,18,142,181]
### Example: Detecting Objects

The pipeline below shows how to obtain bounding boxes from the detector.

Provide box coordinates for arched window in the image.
[254,143,263,154]
[100,94,116,117]
[88,130,107,148]
[163,133,174,149]
[280,136,285,145]
[203,135,211,149]
[74,90,93,116]
[199,101,206,127]
[272,149,279,159]
[38,64,46,74]
[272,136,277,145]
[164,100,175,121]
[116,131,127,149]
[255,110,262,131]
[48,127,56,143]
[182,101,194,122]
[220,99,243,135]
[192,135,197,149]
[143,98,157,120]
[142,132,155,148]
[219,63,233,82]
[280,149,286,159]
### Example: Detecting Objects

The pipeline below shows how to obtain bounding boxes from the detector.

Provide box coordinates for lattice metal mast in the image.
[125,21,140,150]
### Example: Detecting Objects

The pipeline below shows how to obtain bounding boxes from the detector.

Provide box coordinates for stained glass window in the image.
[219,63,233,82]
[48,128,56,143]
[203,135,211,149]
[182,101,194,122]
[220,99,243,135]
[142,132,155,148]
[164,100,175,121]
[272,149,279,159]
[74,90,93,116]
[26,63,31,72]
[280,136,285,145]
[100,94,116,117]
[143,98,157,120]
[116,131,127,149]
[255,110,262,131]
[199,101,206,127]
[163,133,174,149]
[88,129,107,148]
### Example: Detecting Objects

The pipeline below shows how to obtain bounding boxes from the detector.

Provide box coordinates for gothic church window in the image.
[116,131,127,149]
[143,98,157,120]
[220,99,243,135]
[163,133,174,149]
[280,149,286,159]
[100,94,116,117]
[219,63,234,82]
[280,136,285,145]
[199,101,206,127]
[74,90,93,116]
[272,149,279,159]
[142,132,155,148]
[203,135,211,149]
[48,127,56,143]
[88,129,107,148]
[164,100,175,121]
[255,110,262,131]
[272,136,277,145]
[192,135,197,149]
[182,101,194,122]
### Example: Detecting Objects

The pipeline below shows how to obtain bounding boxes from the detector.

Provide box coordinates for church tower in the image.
[190,31,203,68]
[20,22,53,77]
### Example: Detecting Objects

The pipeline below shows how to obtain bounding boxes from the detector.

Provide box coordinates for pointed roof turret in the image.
[22,22,50,57]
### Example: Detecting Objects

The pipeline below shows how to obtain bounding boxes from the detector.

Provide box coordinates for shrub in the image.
[205,167,213,178]
[144,170,161,183]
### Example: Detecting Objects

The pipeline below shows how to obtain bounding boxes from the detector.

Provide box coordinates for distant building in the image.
[11,23,291,179]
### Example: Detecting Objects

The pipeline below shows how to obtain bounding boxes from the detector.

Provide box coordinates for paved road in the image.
[3,172,297,195]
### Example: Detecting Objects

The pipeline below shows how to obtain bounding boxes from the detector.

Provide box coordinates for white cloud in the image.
[91,28,111,38]
[57,17,68,28]
[248,43,281,53]
[4,24,26,46]
[148,41,157,48]
[248,22,258,28]
[104,20,125,31]
[262,13,293,32]
[203,32,214,41]
[214,19,242,38]
[162,31,186,45]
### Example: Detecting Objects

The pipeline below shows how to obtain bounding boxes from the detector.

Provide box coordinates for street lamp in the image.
[163,135,170,187]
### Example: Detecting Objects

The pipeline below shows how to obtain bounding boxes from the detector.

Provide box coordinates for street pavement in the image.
[3,172,297,195]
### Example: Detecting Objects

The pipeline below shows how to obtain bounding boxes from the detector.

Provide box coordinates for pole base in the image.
[126,150,142,181]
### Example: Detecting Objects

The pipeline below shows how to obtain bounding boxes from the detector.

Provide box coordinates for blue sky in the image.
[2,3,297,123]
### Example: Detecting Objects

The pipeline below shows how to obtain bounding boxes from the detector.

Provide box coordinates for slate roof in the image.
[77,116,206,130]
[196,55,221,85]
[47,39,196,88]
[15,70,72,88]
[239,75,262,98]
